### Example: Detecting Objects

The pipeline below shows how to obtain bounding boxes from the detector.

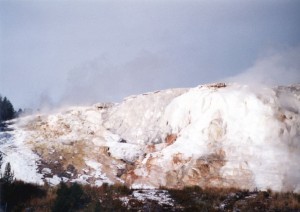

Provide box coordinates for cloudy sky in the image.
[0,0,300,109]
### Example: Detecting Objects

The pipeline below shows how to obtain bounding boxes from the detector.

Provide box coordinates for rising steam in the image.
[225,46,300,86]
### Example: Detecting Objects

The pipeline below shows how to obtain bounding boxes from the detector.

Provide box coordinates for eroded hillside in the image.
[1,83,300,192]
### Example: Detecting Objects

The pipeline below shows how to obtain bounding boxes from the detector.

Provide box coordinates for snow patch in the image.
[0,129,43,185]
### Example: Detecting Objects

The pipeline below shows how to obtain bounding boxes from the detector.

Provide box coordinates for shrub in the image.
[0,180,46,211]
[52,182,85,212]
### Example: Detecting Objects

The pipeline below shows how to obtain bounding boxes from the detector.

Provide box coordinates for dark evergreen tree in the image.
[0,95,16,122]
[0,95,2,121]
[0,152,3,178]
[52,182,84,212]
[16,108,23,117]
[2,162,14,183]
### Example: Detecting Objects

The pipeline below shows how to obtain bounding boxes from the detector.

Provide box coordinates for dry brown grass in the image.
[270,191,300,210]
[3,181,300,211]
[26,187,57,212]
[164,186,300,211]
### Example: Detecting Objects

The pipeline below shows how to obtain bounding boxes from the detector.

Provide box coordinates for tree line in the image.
[0,95,20,122]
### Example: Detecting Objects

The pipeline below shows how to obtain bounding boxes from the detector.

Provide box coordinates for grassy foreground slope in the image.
[1,180,300,212]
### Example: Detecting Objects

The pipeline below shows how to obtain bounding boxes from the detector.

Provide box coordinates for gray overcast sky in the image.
[0,0,300,109]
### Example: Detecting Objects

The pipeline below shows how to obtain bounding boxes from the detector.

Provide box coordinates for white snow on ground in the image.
[0,83,299,192]
[130,184,156,190]
[0,126,43,185]
[132,190,174,206]
[120,189,174,206]
[45,176,68,185]
[106,141,143,163]
[85,160,113,186]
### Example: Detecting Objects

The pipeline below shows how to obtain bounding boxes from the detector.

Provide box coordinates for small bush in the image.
[52,182,85,212]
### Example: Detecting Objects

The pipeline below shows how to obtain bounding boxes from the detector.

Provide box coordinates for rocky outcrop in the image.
[0,83,299,192]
